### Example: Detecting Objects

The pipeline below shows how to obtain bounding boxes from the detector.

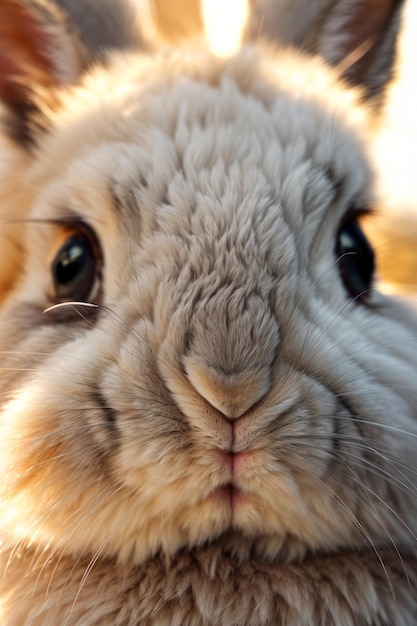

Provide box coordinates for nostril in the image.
[184,358,271,418]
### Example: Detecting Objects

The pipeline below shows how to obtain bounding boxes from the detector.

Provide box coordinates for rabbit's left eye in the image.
[336,220,375,300]
[51,227,101,303]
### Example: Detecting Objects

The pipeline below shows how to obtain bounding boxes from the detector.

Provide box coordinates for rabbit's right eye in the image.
[51,228,101,303]
[336,219,375,301]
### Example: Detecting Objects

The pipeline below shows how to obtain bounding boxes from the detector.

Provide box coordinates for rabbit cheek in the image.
[0,328,124,546]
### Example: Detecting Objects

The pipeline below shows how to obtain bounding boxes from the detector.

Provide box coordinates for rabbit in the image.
[0,0,417,623]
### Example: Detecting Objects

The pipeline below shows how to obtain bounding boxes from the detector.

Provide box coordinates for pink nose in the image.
[185,359,271,418]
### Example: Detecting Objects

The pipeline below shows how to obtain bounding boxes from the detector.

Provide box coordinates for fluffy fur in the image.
[0,0,416,624]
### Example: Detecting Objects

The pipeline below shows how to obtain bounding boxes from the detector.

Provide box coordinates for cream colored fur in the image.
[0,1,416,624]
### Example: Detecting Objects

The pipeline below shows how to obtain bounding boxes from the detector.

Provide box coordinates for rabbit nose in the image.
[185,360,271,418]
[179,291,279,418]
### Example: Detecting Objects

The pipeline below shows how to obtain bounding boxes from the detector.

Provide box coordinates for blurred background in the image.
[370,0,417,295]
[374,0,417,213]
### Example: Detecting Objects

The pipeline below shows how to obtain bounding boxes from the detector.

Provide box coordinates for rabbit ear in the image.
[52,0,156,56]
[0,0,89,146]
[246,0,405,100]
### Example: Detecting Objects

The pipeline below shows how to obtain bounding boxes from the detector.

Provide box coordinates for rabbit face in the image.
[1,46,417,568]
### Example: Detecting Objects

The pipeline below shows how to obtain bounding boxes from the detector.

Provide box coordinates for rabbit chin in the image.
[0,488,354,568]
[0,453,361,567]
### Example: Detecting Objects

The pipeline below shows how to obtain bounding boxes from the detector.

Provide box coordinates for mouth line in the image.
[210,448,258,508]
[210,482,248,508]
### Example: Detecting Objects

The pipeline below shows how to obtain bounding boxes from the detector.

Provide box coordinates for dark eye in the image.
[336,220,375,300]
[51,228,101,302]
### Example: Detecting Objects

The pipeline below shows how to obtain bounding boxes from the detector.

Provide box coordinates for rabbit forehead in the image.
[30,47,372,263]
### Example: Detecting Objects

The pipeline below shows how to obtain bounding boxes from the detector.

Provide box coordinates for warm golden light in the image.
[373,0,417,210]
[201,0,249,57]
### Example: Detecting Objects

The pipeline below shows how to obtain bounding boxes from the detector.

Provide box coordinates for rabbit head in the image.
[0,0,416,614]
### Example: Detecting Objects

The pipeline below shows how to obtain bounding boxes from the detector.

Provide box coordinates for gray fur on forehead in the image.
[39,45,372,215]
[101,55,371,232]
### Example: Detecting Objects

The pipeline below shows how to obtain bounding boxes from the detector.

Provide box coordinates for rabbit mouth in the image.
[210,484,247,508]
[211,449,260,504]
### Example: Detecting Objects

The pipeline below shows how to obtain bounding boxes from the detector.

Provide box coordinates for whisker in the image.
[43,302,100,314]
[334,415,417,441]
[335,37,376,76]
[346,468,417,555]
[307,473,396,596]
